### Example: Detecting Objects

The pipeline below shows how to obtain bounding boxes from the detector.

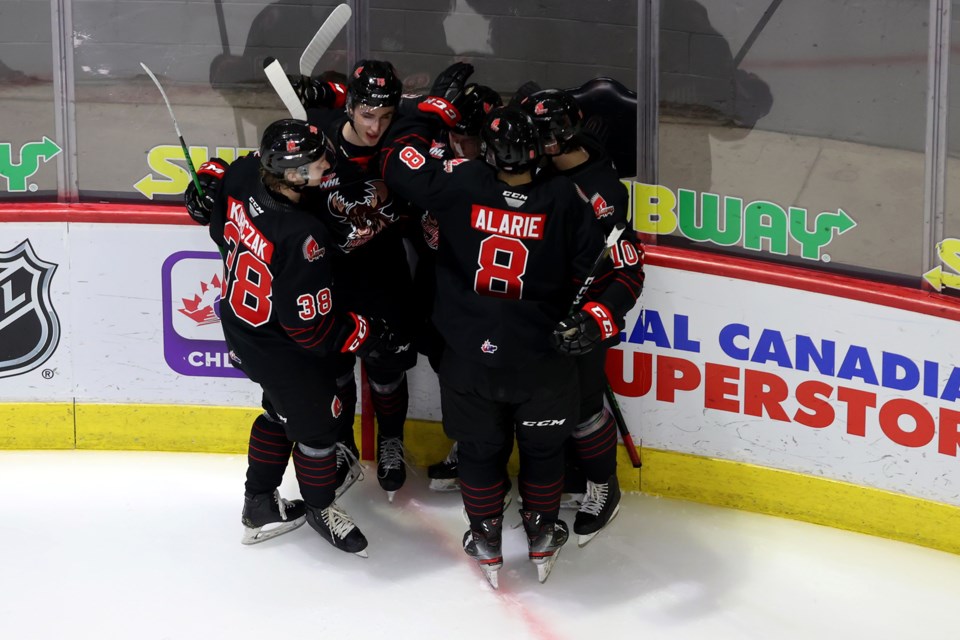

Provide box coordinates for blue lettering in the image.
[941,367,960,402]
[837,346,878,385]
[719,323,750,361]
[751,329,793,367]
[881,352,919,391]
[795,335,835,376]
[673,314,701,353]
[628,309,672,348]
[924,360,939,398]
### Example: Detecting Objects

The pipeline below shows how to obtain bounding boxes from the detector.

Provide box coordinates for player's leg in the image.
[514,357,579,583]
[439,351,511,588]
[267,363,368,556]
[571,347,622,545]
[240,394,305,545]
[366,360,413,501]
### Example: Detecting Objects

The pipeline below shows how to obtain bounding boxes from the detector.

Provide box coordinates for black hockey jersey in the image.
[381,120,605,368]
[304,108,403,254]
[208,155,354,380]
[555,135,645,327]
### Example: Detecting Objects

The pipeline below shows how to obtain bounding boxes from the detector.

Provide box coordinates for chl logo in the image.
[0,240,60,378]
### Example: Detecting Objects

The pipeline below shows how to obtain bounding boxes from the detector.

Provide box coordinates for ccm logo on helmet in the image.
[520,419,567,427]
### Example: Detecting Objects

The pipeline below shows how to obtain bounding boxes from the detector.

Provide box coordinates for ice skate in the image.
[520,510,569,584]
[241,490,306,545]
[376,435,406,502]
[335,442,364,499]
[574,474,621,547]
[462,517,503,589]
[427,442,459,492]
[306,502,369,557]
[559,492,585,509]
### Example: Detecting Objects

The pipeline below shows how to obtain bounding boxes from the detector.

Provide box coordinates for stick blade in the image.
[263,57,308,120]
[300,3,352,76]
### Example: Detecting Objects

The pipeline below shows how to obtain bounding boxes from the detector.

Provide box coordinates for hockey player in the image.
[291,60,417,502]
[520,88,645,546]
[381,102,619,587]
[184,119,397,556]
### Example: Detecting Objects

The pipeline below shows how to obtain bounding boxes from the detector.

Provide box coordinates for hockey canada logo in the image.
[0,240,60,378]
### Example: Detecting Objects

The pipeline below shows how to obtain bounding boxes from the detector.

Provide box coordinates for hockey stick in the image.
[571,223,625,308]
[263,57,308,120]
[568,222,642,469]
[300,3,353,76]
[141,62,204,196]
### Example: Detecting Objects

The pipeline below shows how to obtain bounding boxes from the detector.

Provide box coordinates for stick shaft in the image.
[141,62,203,194]
[300,4,353,76]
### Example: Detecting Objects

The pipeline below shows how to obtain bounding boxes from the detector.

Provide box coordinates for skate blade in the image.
[531,548,563,583]
[576,503,621,548]
[354,549,369,558]
[428,478,460,492]
[387,490,396,503]
[560,493,585,510]
[240,516,306,545]
[481,563,501,590]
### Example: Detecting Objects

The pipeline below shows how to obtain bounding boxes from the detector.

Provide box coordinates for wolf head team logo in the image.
[0,240,60,378]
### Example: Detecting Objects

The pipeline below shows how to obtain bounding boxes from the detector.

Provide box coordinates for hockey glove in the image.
[550,302,618,356]
[340,313,388,358]
[184,158,228,226]
[288,74,347,109]
[430,61,474,104]
[418,96,461,129]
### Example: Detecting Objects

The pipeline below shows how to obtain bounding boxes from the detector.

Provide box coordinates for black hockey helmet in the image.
[347,60,403,110]
[452,84,503,136]
[259,119,334,177]
[479,106,542,173]
[519,88,583,154]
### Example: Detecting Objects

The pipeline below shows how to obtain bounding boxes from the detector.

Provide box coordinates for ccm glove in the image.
[418,96,461,129]
[550,302,618,356]
[184,157,228,226]
[430,61,474,103]
[288,74,347,109]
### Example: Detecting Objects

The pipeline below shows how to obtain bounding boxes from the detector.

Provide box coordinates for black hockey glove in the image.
[340,313,388,358]
[430,61,474,104]
[550,302,619,356]
[184,158,228,226]
[288,74,347,109]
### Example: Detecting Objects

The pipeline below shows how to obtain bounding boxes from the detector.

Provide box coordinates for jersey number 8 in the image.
[223,220,273,327]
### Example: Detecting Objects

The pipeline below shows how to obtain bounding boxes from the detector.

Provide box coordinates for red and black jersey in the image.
[381,118,605,368]
[303,108,402,254]
[554,135,645,330]
[208,154,356,379]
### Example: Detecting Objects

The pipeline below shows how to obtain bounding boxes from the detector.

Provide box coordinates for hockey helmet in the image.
[259,119,334,176]
[347,60,403,110]
[479,106,542,173]
[452,84,503,136]
[519,88,583,154]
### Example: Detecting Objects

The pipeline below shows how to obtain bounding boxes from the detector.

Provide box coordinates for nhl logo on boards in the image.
[0,239,60,378]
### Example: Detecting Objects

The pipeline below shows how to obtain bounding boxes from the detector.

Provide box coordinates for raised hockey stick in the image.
[140,62,204,195]
[569,223,643,469]
[263,57,308,120]
[300,3,353,76]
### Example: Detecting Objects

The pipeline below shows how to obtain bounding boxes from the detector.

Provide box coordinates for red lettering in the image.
[837,387,876,437]
[605,349,653,398]
[793,380,835,428]
[743,369,790,421]
[704,363,740,413]
[879,399,935,448]
[656,355,701,403]
[938,408,960,456]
